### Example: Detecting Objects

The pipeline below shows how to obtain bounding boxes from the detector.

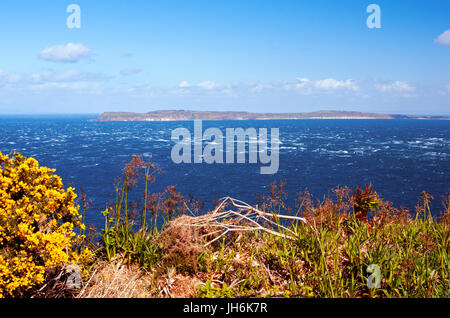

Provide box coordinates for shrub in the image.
[0,152,90,297]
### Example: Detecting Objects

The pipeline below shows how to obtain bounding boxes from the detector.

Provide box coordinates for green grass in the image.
[88,157,449,298]
[187,211,448,298]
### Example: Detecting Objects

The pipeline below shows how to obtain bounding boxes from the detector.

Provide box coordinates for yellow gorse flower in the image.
[0,152,89,298]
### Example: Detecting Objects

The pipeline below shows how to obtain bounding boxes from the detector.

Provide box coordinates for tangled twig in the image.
[176,197,308,247]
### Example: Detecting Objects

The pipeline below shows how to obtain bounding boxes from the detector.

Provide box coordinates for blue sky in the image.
[0,0,449,115]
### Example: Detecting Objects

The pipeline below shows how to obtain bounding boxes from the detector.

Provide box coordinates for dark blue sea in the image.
[1,115,449,229]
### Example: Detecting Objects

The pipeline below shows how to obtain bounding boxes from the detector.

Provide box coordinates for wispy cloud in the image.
[38,43,91,63]
[178,80,191,88]
[171,80,230,95]
[0,69,439,114]
[283,77,359,94]
[120,68,142,76]
[250,83,272,93]
[435,30,450,45]
[0,69,108,90]
[374,81,415,95]
[196,81,221,90]
[314,78,359,91]
[33,70,108,83]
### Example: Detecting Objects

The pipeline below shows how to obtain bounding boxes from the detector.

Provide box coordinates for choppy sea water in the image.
[0,115,449,229]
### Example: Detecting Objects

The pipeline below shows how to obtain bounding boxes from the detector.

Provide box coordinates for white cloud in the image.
[0,70,22,86]
[315,78,359,91]
[250,83,270,93]
[197,81,220,90]
[169,80,241,96]
[435,30,450,45]
[38,43,91,63]
[290,78,311,91]
[178,80,191,88]
[169,78,360,97]
[284,77,359,94]
[32,70,108,83]
[120,68,141,76]
[172,78,360,97]
[375,81,415,93]
[0,69,108,91]
[29,81,102,91]
[441,83,450,95]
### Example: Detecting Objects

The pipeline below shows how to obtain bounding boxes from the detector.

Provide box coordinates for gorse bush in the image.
[0,152,91,298]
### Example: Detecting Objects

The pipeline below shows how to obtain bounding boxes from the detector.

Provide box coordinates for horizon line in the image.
[1,109,450,117]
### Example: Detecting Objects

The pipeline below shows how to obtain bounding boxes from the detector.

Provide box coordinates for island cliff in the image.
[97,110,449,121]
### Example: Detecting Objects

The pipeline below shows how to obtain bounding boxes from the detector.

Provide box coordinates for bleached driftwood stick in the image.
[176,197,309,247]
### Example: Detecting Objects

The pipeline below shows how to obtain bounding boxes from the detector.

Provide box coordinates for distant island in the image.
[97,110,449,122]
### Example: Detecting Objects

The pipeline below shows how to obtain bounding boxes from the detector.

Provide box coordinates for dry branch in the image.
[174,197,308,247]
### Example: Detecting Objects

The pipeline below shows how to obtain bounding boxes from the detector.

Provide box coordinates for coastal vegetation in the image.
[0,152,448,298]
[0,152,92,298]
